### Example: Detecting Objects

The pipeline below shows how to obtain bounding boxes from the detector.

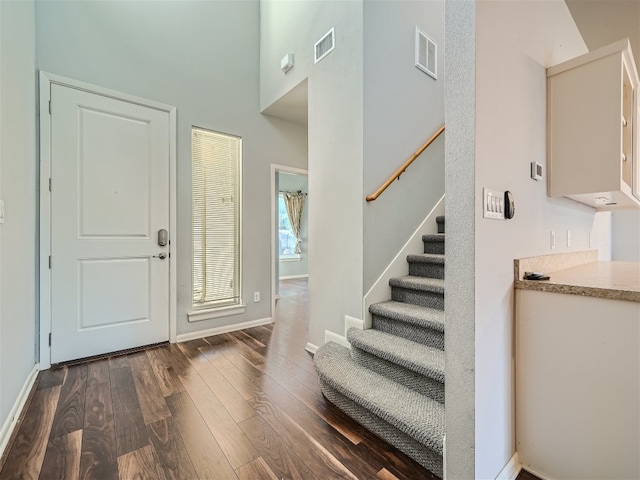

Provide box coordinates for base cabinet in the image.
[516,289,640,479]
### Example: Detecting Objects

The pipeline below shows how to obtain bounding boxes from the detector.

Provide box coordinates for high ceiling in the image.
[566,0,640,65]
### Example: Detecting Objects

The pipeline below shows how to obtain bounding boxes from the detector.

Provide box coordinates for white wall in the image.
[363,0,445,291]
[278,172,308,278]
[261,0,364,347]
[0,0,37,438]
[36,0,308,336]
[612,210,640,261]
[474,1,591,477]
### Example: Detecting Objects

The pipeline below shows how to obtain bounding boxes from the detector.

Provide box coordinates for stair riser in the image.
[350,348,444,404]
[319,381,443,478]
[391,287,444,310]
[408,262,444,279]
[423,241,445,255]
[372,315,444,350]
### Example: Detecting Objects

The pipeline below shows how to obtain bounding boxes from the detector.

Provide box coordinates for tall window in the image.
[192,127,241,309]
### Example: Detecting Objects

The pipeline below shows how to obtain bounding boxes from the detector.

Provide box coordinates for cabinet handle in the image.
[622,116,628,127]
[622,153,628,162]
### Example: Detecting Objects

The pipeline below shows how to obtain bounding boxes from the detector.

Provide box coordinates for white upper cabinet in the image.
[547,39,640,210]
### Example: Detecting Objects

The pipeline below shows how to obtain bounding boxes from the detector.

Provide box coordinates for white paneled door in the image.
[50,84,170,364]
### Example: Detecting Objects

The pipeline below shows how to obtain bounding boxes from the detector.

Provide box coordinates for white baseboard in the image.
[325,330,350,349]
[279,274,309,280]
[495,452,520,480]
[0,364,39,459]
[305,342,319,354]
[176,317,273,343]
[344,315,364,336]
[519,465,555,480]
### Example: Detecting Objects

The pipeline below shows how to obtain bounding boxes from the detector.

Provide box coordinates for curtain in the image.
[282,191,307,254]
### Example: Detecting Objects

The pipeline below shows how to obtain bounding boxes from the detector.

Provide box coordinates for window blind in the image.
[192,127,241,309]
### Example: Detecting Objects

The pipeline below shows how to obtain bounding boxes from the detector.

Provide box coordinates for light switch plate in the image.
[483,188,505,220]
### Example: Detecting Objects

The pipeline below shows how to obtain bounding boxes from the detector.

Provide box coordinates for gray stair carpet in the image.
[370,300,444,350]
[314,215,446,478]
[390,276,444,310]
[423,234,445,254]
[407,253,444,279]
[315,342,444,477]
[348,327,444,403]
[347,328,444,383]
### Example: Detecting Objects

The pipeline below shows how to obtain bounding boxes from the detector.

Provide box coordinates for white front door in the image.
[50,84,170,364]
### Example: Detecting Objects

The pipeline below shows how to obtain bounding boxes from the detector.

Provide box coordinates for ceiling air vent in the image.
[314,27,335,64]
[415,27,437,79]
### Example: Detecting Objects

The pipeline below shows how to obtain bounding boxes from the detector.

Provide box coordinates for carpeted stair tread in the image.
[347,328,444,383]
[314,341,445,455]
[406,253,444,265]
[422,234,445,243]
[369,301,444,332]
[318,381,443,477]
[389,275,444,293]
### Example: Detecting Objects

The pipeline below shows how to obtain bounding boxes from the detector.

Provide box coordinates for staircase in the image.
[314,215,446,478]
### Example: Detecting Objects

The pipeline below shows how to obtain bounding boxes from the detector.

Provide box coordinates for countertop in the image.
[514,251,640,303]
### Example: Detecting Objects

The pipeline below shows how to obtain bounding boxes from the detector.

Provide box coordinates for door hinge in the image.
[48,100,52,115]
[48,255,51,269]
[48,332,52,346]
[49,178,52,192]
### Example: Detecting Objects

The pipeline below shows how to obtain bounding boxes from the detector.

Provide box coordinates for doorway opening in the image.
[270,165,308,320]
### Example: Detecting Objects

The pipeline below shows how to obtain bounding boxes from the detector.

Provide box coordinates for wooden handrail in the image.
[366,124,445,202]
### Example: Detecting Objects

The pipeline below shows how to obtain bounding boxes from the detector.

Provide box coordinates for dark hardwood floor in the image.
[0,278,439,480]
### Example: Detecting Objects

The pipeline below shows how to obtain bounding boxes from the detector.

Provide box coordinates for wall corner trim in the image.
[305,342,319,354]
[325,330,350,349]
[495,452,521,480]
[0,364,39,460]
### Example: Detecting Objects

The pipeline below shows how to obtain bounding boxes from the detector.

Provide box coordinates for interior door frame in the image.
[39,71,178,369]
[270,164,308,319]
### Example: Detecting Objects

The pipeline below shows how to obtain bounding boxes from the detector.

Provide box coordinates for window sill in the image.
[279,255,301,262]
[188,304,246,323]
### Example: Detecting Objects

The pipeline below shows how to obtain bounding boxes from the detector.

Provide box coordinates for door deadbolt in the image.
[157,229,168,246]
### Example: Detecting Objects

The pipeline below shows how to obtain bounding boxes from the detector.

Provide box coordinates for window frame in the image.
[189,126,243,318]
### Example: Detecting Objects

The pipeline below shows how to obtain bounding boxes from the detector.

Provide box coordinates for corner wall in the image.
[36,0,308,336]
[444,2,475,477]
[0,0,37,438]
[260,0,364,347]
[474,1,591,477]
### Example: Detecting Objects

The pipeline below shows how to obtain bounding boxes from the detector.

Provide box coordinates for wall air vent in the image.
[415,27,437,79]
[314,27,335,64]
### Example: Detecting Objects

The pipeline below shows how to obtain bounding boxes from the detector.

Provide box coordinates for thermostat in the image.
[531,161,543,181]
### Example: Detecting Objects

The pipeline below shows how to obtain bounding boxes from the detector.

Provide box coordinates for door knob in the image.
[153,252,167,260]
